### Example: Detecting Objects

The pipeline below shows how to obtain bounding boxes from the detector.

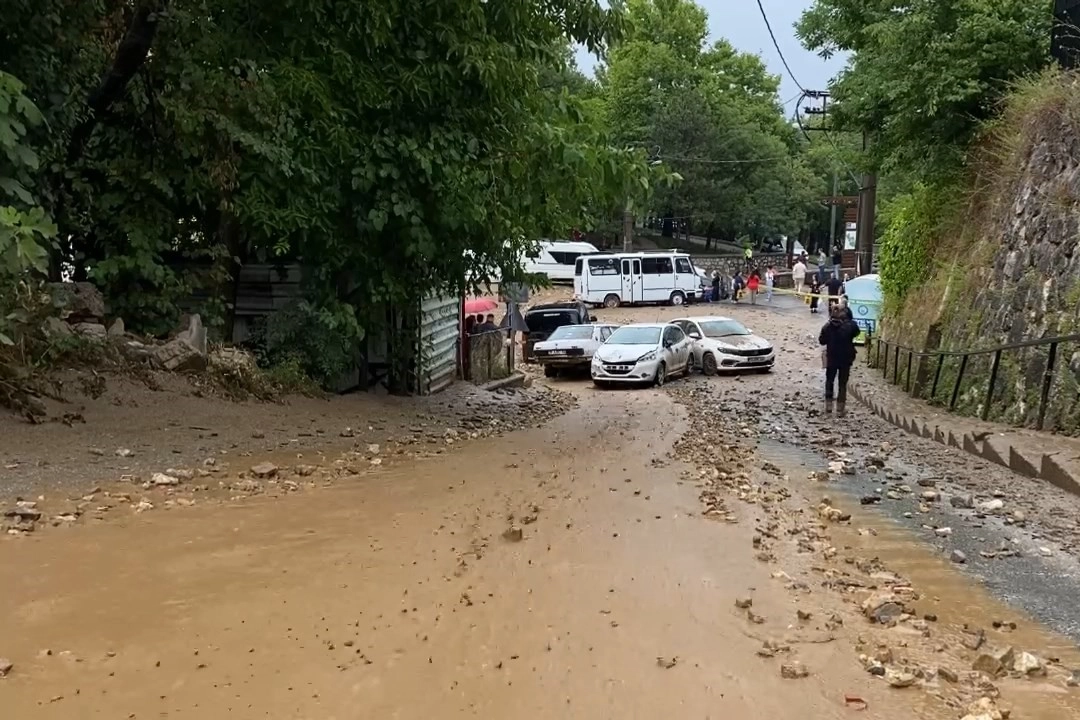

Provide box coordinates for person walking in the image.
[817,248,827,281]
[792,256,807,296]
[743,241,754,270]
[808,276,822,314]
[732,270,745,303]
[764,265,776,302]
[746,269,760,304]
[819,304,860,415]
[825,274,844,307]
[711,271,721,303]
[831,245,843,280]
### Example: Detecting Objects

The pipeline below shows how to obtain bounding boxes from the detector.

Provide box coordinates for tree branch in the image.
[65,0,169,165]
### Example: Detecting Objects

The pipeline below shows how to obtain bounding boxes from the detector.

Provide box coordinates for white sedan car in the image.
[532,323,620,377]
[672,316,775,375]
[591,323,694,388]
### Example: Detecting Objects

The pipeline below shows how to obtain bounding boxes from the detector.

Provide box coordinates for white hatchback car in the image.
[591,323,694,388]
[671,316,775,375]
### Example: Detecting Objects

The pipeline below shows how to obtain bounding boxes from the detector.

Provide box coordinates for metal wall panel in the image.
[417,294,461,395]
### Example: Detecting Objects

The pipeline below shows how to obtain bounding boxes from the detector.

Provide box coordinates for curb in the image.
[480,372,528,392]
[849,383,1080,497]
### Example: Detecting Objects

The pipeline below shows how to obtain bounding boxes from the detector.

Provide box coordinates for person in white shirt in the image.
[792,258,807,295]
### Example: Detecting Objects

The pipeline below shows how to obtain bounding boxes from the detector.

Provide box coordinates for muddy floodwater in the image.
[4,297,1080,719]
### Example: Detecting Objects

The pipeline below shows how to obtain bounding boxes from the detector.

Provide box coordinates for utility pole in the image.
[828,169,838,251]
[855,132,877,275]
[622,206,633,252]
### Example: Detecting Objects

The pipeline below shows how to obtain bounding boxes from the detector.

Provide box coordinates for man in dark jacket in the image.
[819,304,860,414]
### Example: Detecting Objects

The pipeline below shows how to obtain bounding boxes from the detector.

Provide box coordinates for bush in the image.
[247,298,363,390]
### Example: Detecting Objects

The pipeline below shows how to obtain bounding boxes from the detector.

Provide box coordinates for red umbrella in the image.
[464,297,499,314]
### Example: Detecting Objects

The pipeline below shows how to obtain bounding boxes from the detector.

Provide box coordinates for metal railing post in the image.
[881,341,888,377]
[905,350,914,394]
[950,354,968,411]
[982,349,1001,421]
[930,354,944,402]
[1037,342,1058,431]
[892,345,900,384]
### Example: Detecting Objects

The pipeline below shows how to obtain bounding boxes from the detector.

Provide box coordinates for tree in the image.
[797,0,1051,176]
[599,0,821,247]
[0,0,662,365]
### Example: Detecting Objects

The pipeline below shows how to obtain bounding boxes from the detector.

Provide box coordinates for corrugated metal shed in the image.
[416,295,461,395]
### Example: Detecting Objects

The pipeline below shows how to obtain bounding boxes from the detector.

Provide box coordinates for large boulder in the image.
[47,282,105,322]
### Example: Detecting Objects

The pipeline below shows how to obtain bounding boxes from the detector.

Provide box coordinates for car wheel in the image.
[669,291,686,307]
[654,362,667,387]
[701,352,718,376]
[543,365,557,378]
[603,294,621,309]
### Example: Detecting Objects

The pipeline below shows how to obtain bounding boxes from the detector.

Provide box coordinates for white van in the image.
[523,240,599,283]
[574,251,701,308]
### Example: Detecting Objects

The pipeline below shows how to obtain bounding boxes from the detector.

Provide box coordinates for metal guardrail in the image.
[867,331,1080,431]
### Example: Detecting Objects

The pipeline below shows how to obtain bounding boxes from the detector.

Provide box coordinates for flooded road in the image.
[5,298,1080,718]
[0,392,951,718]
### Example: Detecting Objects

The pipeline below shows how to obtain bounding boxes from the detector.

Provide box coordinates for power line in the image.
[755,0,806,93]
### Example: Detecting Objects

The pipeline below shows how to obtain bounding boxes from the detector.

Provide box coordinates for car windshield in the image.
[525,309,576,334]
[698,320,751,338]
[606,326,661,345]
[547,325,594,341]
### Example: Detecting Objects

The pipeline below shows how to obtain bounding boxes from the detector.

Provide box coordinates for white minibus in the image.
[523,240,599,283]
[573,251,701,308]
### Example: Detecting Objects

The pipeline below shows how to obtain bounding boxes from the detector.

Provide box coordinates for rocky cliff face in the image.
[894,75,1080,432]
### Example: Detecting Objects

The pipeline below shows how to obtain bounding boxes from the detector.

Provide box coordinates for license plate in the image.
[550,351,567,356]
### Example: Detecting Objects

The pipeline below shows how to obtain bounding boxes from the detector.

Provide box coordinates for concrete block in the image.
[948,430,962,448]
[1039,454,1080,496]
[980,437,1008,468]
[921,422,933,439]
[1009,446,1040,479]
[934,426,946,444]
[963,433,981,455]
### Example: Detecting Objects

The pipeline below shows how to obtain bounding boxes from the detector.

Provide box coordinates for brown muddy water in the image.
[1,388,1078,719]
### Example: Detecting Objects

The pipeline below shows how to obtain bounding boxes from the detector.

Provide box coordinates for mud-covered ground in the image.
[3,292,1080,719]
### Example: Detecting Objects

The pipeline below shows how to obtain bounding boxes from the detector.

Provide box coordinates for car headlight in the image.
[637,350,658,364]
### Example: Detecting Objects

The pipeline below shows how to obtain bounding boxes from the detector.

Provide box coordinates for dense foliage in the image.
[1,0,852,393]
[797,0,1051,177]
[598,0,832,247]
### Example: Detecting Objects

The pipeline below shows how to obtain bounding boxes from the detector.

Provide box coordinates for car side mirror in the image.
[688,331,701,340]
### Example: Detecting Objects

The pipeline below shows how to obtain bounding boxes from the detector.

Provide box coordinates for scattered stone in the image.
[885,667,917,688]
[250,462,278,479]
[937,666,959,683]
[796,609,812,622]
[862,591,906,624]
[780,662,809,679]
[1067,669,1080,687]
[961,697,1004,720]
[1012,651,1046,676]
[150,472,180,487]
[501,526,523,543]
[951,494,976,509]
[0,658,12,677]
[972,646,1015,678]
[734,596,753,609]
[978,499,1005,514]
[951,550,967,564]
[154,337,207,372]
[115,447,134,458]
[656,656,678,669]
[934,527,953,537]
[133,499,154,513]
[920,490,939,502]
[107,318,125,337]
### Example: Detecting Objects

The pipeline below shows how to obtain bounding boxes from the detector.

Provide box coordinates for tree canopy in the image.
[597,0,828,247]
[797,0,1051,176]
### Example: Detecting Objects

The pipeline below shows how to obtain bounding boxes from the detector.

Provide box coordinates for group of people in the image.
[706,265,778,304]
[791,247,848,315]
[465,313,500,335]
